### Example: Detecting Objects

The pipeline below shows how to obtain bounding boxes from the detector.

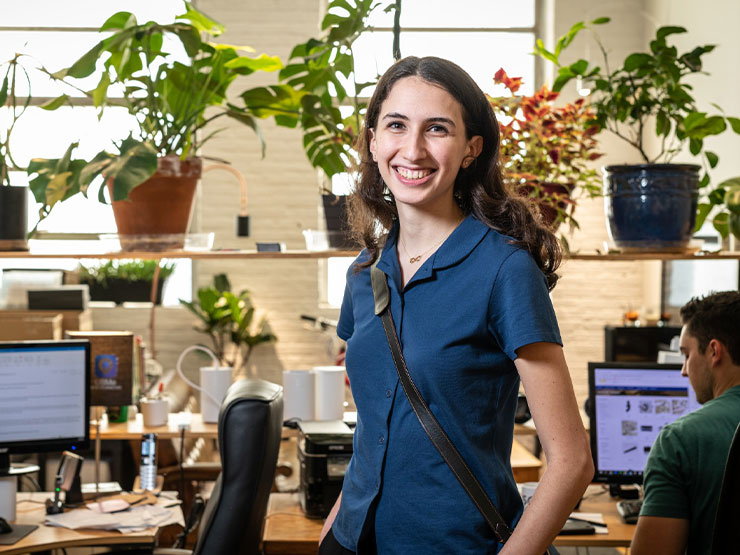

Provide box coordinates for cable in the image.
[179,426,186,516]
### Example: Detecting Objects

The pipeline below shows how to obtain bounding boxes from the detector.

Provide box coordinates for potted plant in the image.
[488,68,603,235]
[0,54,33,250]
[78,259,175,304]
[27,2,283,250]
[180,273,276,376]
[243,0,398,248]
[535,18,740,251]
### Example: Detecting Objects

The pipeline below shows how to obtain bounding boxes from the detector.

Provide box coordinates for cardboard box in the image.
[65,331,134,407]
[3,309,93,333]
[0,313,63,340]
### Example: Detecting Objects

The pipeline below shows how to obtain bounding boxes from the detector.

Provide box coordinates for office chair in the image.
[155,377,284,555]
[710,420,740,554]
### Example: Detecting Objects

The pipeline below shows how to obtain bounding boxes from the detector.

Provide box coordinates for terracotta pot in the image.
[108,156,202,251]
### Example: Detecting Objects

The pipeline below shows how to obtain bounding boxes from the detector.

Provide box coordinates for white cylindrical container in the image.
[200,366,233,423]
[140,398,168,427]
[0,475,16,521]
[312,366,346,420]
[283,370,316,421]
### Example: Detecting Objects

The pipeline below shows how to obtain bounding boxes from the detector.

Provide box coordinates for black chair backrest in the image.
[192,378,283,555]
[711,420,740,554]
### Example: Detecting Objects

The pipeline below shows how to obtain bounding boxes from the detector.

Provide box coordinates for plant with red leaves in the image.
[488,68,603,233]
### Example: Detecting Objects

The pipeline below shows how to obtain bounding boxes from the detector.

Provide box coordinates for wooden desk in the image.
[0,492,161,555]
[510,439,541,483]
[262,487,634,554]
[92,412,218,440]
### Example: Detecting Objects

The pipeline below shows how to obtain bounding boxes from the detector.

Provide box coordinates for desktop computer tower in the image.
[604,326,682,362]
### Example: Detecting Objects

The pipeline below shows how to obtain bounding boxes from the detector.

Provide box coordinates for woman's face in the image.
[369,76,482,214]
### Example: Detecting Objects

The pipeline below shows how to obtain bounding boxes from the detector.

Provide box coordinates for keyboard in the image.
[616,498,643,524]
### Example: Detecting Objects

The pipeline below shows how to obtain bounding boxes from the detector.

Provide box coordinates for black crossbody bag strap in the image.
[370,261,513,544]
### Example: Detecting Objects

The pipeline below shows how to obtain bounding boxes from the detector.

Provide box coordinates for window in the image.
[324,0,539,307]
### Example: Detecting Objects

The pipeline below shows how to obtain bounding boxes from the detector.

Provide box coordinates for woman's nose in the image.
[400,132,426,161]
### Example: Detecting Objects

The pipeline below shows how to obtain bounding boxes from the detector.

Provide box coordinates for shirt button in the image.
[378,435,385,444]
[385,389,392,398]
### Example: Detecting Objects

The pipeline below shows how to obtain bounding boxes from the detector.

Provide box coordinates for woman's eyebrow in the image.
[381,113,456,127]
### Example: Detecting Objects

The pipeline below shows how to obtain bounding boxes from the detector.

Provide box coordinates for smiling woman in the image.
[320,56,592,555]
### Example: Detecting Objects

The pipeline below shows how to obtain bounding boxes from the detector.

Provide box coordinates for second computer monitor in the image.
[588,361,701,485]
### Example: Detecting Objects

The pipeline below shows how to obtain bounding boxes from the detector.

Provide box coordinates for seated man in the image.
[631,291,740,555]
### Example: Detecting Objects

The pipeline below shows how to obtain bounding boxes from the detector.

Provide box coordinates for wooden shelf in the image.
[567,251,740,261]
[0,249,360,260]
[0,248,738,261]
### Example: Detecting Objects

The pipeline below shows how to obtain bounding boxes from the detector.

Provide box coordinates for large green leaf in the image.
[224,53,283,73]
[106,141,158,201]
[623,53,653,71]
[40,94,70,111]
[65,41,105,79]
[0,75,8,106]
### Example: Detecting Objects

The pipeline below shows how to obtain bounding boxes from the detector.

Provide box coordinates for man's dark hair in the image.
[680,291,740,364]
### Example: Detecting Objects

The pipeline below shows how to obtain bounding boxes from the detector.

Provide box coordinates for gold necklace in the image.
[399,219,461,264]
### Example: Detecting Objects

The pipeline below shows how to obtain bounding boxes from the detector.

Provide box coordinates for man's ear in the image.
[708,338,725,367]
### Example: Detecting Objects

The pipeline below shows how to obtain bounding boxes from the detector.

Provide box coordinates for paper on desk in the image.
[570,511,608,534]
[45,500,184,533]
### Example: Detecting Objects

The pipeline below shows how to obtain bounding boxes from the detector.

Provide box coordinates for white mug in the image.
[140,398,168,427]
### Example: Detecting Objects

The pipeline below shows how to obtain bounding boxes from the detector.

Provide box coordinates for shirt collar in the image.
[376,214,489,283]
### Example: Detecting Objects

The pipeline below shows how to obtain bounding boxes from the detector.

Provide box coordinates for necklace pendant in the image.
[409,255,422,264]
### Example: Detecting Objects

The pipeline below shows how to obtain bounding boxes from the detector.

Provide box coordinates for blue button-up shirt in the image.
[334,215,561,554]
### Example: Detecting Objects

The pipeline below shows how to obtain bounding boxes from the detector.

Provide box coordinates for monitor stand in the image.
[609,483,641,499]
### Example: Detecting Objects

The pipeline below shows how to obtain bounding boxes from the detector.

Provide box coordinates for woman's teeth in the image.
[397,167,432,180]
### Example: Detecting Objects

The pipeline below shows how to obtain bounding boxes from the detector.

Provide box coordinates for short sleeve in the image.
[640,427,691,519]
[487,249,561,360]
[336,265,355,341]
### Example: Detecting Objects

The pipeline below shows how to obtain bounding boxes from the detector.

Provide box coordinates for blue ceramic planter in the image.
[603,164,700,250]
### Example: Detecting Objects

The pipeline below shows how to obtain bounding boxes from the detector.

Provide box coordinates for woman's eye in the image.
[429,124,448,134]
[387,121,404,130]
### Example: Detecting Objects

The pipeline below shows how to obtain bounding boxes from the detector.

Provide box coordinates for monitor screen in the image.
[0,340,90,471]
[588,362,702,484]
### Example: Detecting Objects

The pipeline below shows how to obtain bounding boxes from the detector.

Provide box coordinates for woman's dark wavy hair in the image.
[347,56,562,289]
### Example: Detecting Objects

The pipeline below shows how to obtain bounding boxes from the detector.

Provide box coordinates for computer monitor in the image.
[588,361,702,488]
[0,340,90,474]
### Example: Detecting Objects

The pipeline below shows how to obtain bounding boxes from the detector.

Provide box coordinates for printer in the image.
[297,420,354,518]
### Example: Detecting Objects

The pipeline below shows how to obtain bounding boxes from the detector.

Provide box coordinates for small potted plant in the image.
[179,273,276,376]
[27,2,283,249]
[0,54,34,250]
[535,18,740,251]
[79,260,175,304]
[488,68,603,234]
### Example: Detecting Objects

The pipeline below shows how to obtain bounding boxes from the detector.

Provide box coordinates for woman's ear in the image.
[369,129,377,162]
[462,135,483,167]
